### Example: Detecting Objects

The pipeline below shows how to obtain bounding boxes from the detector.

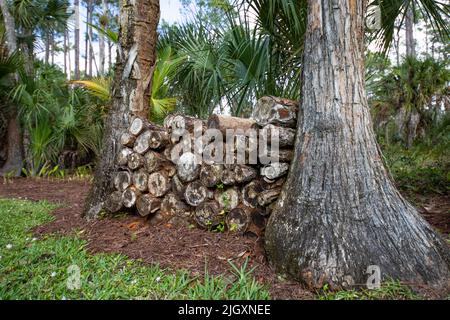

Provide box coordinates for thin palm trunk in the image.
[88,0,93,77]
[405,5,416,58]
[64,31,67,74]
[0,0,23,177]
[74,0,80,79]
[99,0,107,75]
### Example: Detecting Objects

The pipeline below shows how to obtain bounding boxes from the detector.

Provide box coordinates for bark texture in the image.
[83,0,160,218]
[0,1,23,177]
[265,0,450,291]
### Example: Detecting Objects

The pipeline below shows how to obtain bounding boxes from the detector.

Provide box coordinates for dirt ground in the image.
[0,178,449,299]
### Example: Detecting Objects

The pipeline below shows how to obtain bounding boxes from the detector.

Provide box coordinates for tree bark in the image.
[84,0,160,218]
[74,0,81,79]
[99,0,107,75]
[0,0,23,177]
[265,0,450,291]
[405,5,416,58]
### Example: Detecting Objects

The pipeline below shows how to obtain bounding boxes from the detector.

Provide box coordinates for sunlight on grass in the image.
[0,199,270,300]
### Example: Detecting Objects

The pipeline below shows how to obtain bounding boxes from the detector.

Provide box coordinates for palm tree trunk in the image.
[74,0,80,79]
[84,1,89,76]
[84,0,160,219]
[67,29,72,80]
[64,31,67,75]
[0,0,17,53]
[265,0,450,291]
[99,0,107,75]
[405,5,416,58]
[51,32,55,65]
[45,32,50,64]
[0,0,23,177]
[88,0,93,77]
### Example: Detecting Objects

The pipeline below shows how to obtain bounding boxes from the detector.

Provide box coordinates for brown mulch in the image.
[0,178,312,300]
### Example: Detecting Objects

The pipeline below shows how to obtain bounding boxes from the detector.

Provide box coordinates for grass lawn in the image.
[0,199,270,300]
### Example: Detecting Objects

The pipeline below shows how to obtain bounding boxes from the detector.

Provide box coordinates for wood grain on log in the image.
[261,124,296,147]
[257,187,282,207]
[221,165,236,186]
[194,201,224,229]
[262,149,294,163]
[104,191,124,213]
[252,96,299,128]
[120,132,136,147]
[132,169,149,192]
[133,131,151,154]
[128,152,144,170]
[129,117,145,136]
[184,181,208,207]
[144,150,169,173]
[148,129,169,150]
[234,165,257,184]
[226,205,251,233]
[261,163,289,180]
[177,152,200,183]
[200,164,223,188]
[117,148,133,166]
[242,180,265,208]
[164,114,205,144]
[171,174,187,199]
[214,187,239,211]
[161,193,192,219]
[122,187,140,208]
[136,194,161,217]
[207,114,256,135]
[148,171,171,197]
[114,171,132,191]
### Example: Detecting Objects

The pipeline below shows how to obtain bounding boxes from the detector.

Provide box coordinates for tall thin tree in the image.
[0,0,23,177]
[74,0,81,79]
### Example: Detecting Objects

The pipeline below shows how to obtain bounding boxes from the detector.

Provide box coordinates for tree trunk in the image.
[88,0,93,77]
[99,0,107,75]
[64,31,68,75]
[45,32,50,64]
[84,2,89,76]
[0,0,17,53]
[265,0,450,292]
[405,5,416,58]
[83,0,160,218]
[74,0,80,79]
[0,0,23,177]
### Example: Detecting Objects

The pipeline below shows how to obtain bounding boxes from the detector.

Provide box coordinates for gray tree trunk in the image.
[0,0,23,177]
[265,0,450,292]
[74,0,80,79]
[405,5,416,58]
[0,0,17,53]
[99,0,107,75]
[84,0,160,219]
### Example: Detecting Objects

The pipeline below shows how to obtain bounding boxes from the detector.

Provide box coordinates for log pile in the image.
[106,96,299,237]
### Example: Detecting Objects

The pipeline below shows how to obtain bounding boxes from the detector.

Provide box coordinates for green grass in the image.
[0,199,270,300]
[381,142,449,196]
[316,281,420,300]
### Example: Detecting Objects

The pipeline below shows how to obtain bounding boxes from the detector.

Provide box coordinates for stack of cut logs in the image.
[105,96,299,237]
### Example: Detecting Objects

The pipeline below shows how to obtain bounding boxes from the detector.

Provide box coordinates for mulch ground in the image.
[0,178,313,300]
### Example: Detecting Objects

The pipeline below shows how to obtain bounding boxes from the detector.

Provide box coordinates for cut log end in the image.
[194,201,224,229]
